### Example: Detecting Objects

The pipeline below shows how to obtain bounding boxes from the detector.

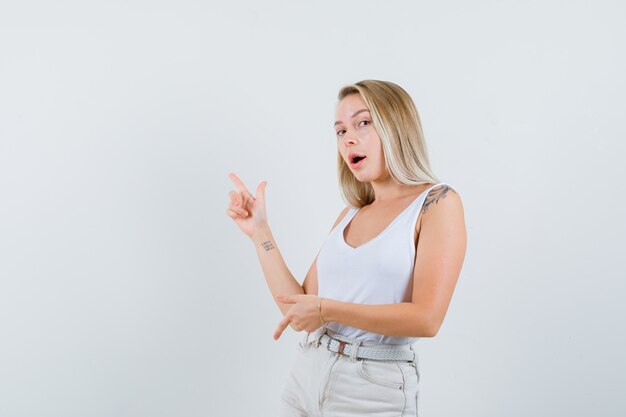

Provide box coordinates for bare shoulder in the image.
[415,184,463,234]
[418,184,465,235]
[422,184,463,215]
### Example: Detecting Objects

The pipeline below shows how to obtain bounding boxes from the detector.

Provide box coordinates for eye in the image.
[336,120,370,137]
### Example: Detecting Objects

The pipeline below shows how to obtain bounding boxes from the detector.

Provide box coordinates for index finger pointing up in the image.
[228,172,254,201]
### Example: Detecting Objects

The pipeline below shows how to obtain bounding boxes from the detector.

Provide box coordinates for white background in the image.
[1,1,625,416]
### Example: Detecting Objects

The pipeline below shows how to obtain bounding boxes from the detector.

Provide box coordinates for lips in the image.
[348,152,366,169]
[348,152,366,164]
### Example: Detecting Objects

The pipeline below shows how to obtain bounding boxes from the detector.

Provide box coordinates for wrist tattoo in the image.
[261,240,275,251]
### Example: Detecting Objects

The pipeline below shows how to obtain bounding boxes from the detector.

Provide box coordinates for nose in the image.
[342,130,359,145]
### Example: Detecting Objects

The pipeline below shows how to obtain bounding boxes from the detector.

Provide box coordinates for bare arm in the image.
[319,301,433,337]
[251,225,305,317]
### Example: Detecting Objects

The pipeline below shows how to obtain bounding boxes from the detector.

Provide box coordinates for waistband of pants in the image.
[300,327,417,361]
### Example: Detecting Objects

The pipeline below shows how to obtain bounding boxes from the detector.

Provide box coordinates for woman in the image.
[226,80,466,416]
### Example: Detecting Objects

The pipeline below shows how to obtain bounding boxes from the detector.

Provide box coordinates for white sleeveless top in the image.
[317,183,449,345]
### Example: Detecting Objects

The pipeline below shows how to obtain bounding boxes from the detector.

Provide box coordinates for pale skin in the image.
[226,93,467,341]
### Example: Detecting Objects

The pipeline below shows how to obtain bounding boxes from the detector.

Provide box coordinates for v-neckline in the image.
[341,185,438,251]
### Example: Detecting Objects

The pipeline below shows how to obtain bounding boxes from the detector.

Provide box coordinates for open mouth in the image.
[350,153,366,164]
[350,155,366,168]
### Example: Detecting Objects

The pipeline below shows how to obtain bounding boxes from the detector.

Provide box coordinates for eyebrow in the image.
[334,109,370,127]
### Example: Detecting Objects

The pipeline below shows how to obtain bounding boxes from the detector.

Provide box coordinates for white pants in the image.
[279,327,420,416]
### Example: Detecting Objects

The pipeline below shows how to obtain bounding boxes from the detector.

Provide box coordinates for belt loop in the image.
[349,340,361,362]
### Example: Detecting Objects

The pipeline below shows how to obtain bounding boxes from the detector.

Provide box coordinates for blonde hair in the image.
[336,80,440,208]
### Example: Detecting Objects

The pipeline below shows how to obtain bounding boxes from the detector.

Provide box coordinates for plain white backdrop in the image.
[1,1,625,416]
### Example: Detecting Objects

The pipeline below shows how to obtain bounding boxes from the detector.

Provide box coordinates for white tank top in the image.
[317,183,449,345]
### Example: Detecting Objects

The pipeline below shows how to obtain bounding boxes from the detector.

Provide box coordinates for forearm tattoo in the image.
[421,185,455,214]
[260,240,275,251]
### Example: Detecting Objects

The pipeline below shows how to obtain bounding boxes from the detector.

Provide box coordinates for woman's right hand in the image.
[226,172,269,240]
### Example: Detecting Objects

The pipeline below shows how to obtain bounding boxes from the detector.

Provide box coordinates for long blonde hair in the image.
[336,80,440,208]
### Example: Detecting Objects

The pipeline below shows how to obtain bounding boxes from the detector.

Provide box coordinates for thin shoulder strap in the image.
[329,206,357,234]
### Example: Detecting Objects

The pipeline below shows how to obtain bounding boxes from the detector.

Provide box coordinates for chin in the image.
[352,173,370,182]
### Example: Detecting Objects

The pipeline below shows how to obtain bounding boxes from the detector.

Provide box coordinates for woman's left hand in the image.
[273,294,324,340]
